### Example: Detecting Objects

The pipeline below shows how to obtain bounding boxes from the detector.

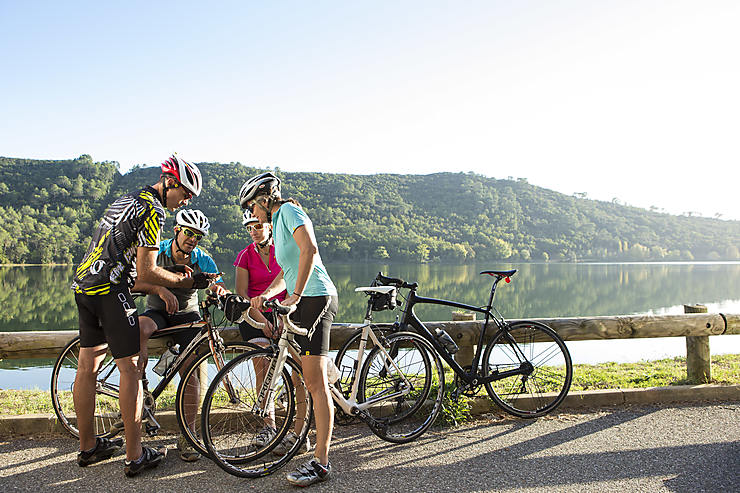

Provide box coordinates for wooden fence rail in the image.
[0,313,737,360]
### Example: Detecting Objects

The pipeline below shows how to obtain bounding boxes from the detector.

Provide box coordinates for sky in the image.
[1,1,738,220]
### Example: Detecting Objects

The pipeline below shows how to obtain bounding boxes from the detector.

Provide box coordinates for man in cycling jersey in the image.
[71,154,217,477]
[133,208,228,462]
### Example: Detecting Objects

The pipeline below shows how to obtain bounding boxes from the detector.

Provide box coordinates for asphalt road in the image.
[1,402,738,493]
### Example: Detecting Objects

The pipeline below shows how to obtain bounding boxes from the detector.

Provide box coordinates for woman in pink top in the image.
[234,212,307,451]
[234,211,286,342]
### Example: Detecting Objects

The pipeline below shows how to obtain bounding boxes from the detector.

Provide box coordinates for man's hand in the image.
[191,272,221,289]
[210,283,229,297]
[156,287,178,314]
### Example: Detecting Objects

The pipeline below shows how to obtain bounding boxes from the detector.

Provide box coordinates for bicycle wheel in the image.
[201,348,313,478]
[358,331,444,444]
[50,336,122,439]
[175,341,260,456]
[482,320,572,418]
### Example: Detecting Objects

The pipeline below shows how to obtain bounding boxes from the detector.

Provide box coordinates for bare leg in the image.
[253,341,276,429]
[302,355,333,464]
[73,345,108,451]
[116,354,144,461]
[178,353,200,431]
[137,316,157,378]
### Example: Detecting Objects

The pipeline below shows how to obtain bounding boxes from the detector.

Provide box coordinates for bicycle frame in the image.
[247,306,414,422]
[139,296,239,431]
[398,276,532,387]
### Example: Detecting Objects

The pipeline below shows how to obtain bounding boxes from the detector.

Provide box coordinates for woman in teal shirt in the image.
[241,172,338,487]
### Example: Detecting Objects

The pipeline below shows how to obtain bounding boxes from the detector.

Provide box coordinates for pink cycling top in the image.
[234,243,287,301]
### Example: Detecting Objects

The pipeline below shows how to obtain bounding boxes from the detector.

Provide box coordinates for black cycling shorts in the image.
[238,311,275,342]
[291,295,338,357]
[140,309,202,349]
[76,290,140,359]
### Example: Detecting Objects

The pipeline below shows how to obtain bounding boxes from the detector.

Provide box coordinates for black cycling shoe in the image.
[123,446,167,477]
[77,437,124,467]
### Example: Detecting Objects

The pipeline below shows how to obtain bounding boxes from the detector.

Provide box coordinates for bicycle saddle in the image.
[479,269,517,278]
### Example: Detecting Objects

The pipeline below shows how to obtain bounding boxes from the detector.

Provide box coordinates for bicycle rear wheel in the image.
[50,336,122,439]
[175,341,260,456]
[201,348,313,477]
[358,331,444,444]
[483,320,572,418]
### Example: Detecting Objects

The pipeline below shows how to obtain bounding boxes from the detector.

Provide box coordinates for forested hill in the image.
[1,155,739,264]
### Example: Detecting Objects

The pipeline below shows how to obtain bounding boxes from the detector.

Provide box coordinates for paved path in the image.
[1,402,738,493]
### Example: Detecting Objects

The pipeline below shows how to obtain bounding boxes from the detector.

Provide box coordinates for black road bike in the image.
[337,270,573,418]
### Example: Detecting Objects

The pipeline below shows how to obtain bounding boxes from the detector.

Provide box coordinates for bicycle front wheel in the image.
[175,341,260,456]
[201,348,313,478]
[483,320,572,418]
[358,331,444,444]
[50,336,123,439]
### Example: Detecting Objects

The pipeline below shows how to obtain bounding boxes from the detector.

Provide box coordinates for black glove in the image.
[165,264,189,274]
[191,272,210,289]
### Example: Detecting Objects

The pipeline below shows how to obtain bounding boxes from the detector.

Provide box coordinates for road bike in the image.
[200,295,444,477]
[342,270,573,418]
[50,292,259,457]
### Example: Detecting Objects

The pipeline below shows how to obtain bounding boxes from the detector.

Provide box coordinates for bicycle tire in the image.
[358,331,444,444]
[175,341,261,456]
[482,320,572,418]
[50,336,123,439]
[201,348,313,478]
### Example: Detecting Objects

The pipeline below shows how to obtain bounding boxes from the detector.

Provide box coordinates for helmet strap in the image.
[256,198,273,223]
[173,229,192,258]
[160,176,169,209]
[258,230,273,249]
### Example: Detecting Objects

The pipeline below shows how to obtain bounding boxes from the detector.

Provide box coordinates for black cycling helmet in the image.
[239,172,281,209]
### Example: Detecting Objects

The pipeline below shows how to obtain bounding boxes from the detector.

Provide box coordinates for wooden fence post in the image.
[452,311,476,366]
[684,304,711,383]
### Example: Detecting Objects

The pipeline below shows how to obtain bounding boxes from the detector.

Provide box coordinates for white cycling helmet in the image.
[239,172,281,209]
[161,154,203,197]
[242,210,259,226]
[175,209,210,235]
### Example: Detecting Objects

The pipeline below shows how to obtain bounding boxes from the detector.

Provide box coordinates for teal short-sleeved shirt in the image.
[272,202,337,297]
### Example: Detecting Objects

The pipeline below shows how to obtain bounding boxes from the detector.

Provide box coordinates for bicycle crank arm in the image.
[143,407,161,436]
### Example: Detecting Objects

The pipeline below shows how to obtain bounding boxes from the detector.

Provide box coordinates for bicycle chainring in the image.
[454,366,481,398]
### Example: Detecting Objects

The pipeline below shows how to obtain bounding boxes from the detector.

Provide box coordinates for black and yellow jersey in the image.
[72,186,165,295]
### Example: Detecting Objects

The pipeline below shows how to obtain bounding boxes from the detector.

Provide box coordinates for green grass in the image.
[3,354,738,416]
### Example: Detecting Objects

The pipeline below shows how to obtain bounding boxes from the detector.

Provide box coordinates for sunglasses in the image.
[245,197,266,214]
[246,223,265,232]
[180,227,204,240]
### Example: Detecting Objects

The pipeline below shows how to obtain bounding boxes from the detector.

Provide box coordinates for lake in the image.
[1,261,739,390]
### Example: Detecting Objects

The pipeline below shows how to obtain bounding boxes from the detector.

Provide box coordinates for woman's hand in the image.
[282,293,301,307]
[250,294,267,311]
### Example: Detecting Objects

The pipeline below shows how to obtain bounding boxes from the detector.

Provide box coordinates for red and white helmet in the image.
[161,154,203,197]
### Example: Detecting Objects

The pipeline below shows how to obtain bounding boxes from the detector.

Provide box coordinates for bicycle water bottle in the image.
[153,344,180,376]
[435,329,459,354]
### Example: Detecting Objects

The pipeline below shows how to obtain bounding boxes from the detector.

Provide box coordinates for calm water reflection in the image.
[1,262,739,389]
[2,261,739,330]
